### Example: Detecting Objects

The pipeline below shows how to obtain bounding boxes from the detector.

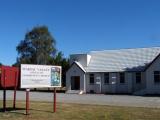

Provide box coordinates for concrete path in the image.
[0,90,160,108]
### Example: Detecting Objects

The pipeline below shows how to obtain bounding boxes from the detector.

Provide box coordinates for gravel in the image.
[1,90,160,108]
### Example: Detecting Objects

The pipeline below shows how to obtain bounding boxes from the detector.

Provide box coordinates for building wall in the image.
[116,72,132,94]
[66,63,85,92]
[146,55,160,94]
[85,73,102,93]
[132,72,146,92]
[66,65,147,94]
[85,72,133,94]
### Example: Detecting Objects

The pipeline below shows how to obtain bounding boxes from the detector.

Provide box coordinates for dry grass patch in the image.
[0,101,160,120]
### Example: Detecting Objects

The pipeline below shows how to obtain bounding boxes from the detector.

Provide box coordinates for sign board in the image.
[21,64,61,88]
[0,66,19,88]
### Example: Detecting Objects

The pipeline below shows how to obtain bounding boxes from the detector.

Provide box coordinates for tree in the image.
[49,52,70,86]
[53,52,64,65]
[16,26,56,65]
[15,25,69,87]
[61,58,70,86]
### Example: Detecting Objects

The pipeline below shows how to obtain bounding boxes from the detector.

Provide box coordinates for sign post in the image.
[3,89,6,112]
[0,66,19,112]
[13,71,18,109]
[26,89,30,115]
[53,88,56,113]
[13,87,16,109]
[21,64,62,114]
[3,70,6,112]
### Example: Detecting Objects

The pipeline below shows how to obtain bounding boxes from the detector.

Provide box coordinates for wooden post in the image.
[53,88,56,113]
[13,72,17,109]
[13,87,16,109]
[26,89,30,115]
[3,89,6,112]
[3,69,6,112]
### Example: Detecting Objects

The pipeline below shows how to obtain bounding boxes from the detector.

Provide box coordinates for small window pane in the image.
[154,71,160,83]
[104,73,109,84]
[90,74,94,84]
[120,73,125,83]
[154,71,160,75]
[136,72,141,84]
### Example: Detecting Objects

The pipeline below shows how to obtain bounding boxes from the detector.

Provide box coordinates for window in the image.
[89,74,94,84]
[120,73,125,83]
[104,73,109,84]
[136,72,141,84]
[154,71,160,83]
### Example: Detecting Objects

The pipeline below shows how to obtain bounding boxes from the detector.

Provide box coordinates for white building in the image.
[66,47,160,95]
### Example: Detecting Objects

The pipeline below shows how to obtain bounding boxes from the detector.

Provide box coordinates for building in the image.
[66,47,160,95]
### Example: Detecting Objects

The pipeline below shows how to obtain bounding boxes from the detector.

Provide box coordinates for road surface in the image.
[0,90,160,108]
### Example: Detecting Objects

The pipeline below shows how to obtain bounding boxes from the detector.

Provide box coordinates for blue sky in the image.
[0,0,160,65]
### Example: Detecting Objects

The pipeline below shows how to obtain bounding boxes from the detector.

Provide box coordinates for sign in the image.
[96,82,101,84]
[21,64,61,88]
[0,66,19,88]
[111,81,116,84]
[112,76,116,79]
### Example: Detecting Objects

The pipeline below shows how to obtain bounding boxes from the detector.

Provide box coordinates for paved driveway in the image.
[0,90,160,108]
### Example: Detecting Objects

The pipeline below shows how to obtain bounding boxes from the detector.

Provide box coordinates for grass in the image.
[0,101,160,120]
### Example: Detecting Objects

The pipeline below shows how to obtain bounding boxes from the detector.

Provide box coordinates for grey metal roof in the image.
[85,47,160,72]
[74,61,86,72]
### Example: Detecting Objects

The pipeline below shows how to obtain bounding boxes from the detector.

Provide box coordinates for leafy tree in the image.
[0,63,2,66]
[61,58,70,86]
[49,52,70,86]
[16,26,56,65]
[53,52,64,65]
[15,25,70,87]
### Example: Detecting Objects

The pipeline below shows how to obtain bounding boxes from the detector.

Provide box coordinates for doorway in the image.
[71,76,80,90]
[110,73,117,93]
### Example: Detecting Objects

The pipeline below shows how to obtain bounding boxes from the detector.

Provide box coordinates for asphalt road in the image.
[0,90,160,108]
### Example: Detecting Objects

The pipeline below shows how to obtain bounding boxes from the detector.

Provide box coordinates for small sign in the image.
[96,82,101,84]
[112,76,116,79]
[21,64,61,88]
[111,81,116,84]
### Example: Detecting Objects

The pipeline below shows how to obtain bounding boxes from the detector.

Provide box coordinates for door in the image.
[71,76,80,90]
[95,75,101,93]
[110,73,117,93]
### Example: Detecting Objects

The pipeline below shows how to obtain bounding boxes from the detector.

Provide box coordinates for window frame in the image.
[104,73,109,84]
[154,71,160,84]
[119,72,125,84]
[89,74,94,84]
[136,72,141,84]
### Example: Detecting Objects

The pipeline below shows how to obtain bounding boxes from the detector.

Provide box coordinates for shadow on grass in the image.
[30,108,54,113]
[0,107,54,115]
[0,107,26,115]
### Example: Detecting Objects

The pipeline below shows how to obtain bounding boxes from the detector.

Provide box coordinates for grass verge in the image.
[0,101,160,120]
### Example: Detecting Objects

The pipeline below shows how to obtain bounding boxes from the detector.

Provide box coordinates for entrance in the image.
[71,76,80,90]
[110,73,117,93]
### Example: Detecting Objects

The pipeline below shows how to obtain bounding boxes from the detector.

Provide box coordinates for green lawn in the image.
[0,101,160,120]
